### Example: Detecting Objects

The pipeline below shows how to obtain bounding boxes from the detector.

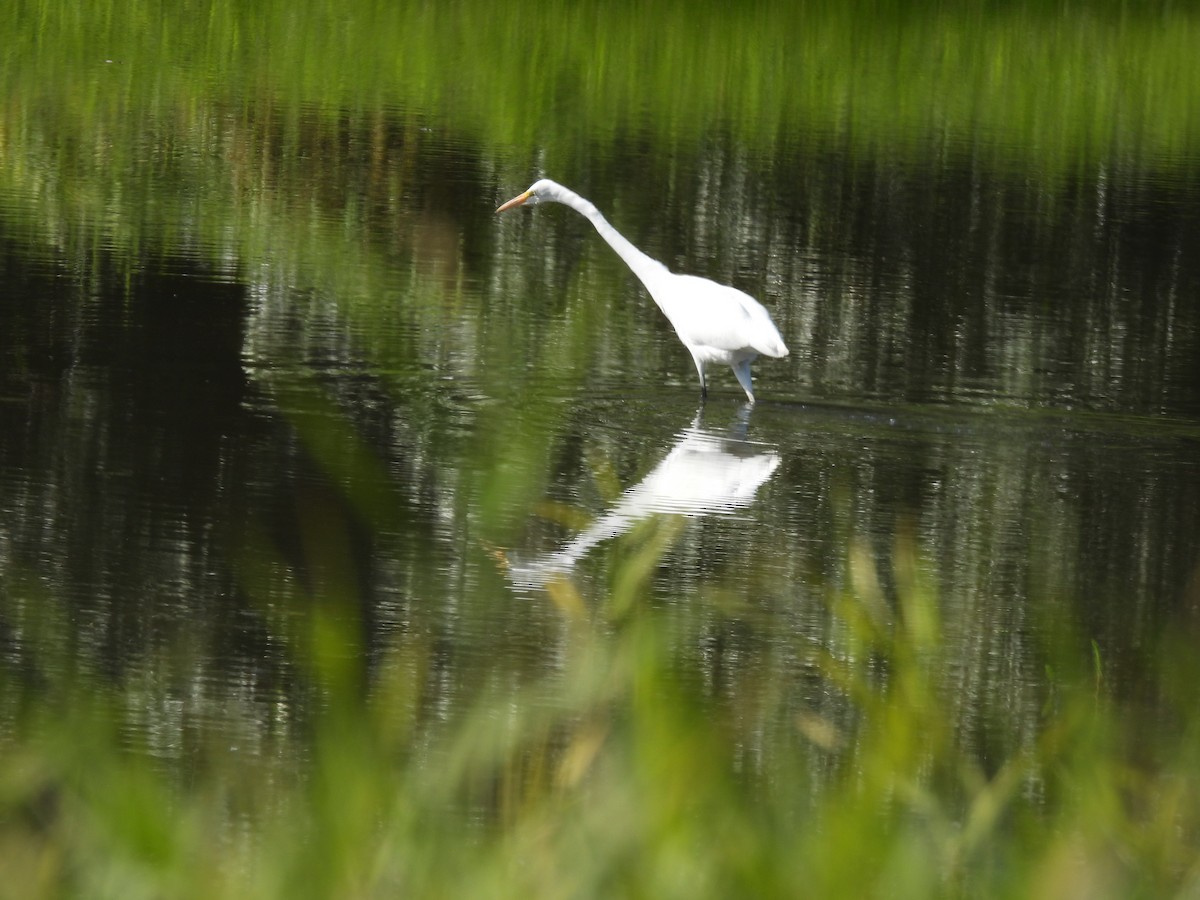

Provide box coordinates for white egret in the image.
[496,179,788,403]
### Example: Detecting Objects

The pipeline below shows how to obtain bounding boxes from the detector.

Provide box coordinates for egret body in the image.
[497,179,788,403]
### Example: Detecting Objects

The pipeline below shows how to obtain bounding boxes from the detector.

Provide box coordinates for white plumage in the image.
[497,178,788,403]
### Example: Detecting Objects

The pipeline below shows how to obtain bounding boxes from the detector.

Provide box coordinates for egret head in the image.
[496,179,561,213]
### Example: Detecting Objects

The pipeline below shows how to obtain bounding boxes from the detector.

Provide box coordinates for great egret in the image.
[496,179,788,403]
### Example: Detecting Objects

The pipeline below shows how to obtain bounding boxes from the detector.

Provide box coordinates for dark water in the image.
[2,119,1199,762]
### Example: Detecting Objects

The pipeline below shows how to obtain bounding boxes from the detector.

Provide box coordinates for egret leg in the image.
[691,354,708,401]
[732,359,756,404]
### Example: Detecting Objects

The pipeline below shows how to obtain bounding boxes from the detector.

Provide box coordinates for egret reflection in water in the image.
[508,408,782,590]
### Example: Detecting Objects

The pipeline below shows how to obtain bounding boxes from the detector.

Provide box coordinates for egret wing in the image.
[652,274,787,358]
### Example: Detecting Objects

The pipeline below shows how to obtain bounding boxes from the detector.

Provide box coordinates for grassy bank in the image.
[4,0,1199,169]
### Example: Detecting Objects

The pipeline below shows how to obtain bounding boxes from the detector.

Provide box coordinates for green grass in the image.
[4,0,1200,175]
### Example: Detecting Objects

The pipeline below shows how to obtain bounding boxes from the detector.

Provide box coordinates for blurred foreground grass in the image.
[2,517,1199,899]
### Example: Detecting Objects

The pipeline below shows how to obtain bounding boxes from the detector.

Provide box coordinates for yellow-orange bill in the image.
[495,191,531,213]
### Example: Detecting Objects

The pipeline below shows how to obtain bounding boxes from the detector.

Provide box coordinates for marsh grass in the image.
[2,512,1199,898]
[4,0,1200,226]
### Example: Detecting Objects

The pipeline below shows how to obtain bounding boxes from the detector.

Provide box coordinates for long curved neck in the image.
[549,184,667,287]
